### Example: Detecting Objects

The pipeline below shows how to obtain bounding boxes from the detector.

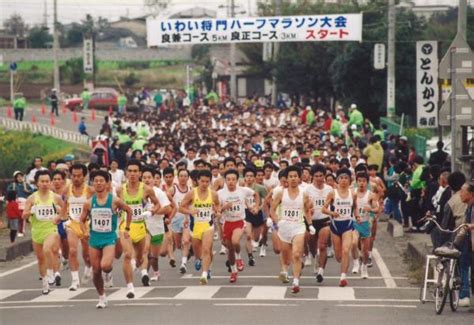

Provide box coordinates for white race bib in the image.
[91,208,113,232]
[35,204,56,221]
[282,208,302,223]
[130,204,144,222]
[69,204,83,222]
[196,208,212,222]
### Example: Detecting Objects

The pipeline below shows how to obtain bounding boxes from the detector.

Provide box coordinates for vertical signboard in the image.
[373,43,385,70]
[83,38,94,74]
[416,41,438,128]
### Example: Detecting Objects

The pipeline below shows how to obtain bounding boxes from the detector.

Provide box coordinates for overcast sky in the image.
[0,0,467,28]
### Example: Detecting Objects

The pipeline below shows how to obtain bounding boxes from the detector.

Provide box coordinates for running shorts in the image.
[171,215,185,233]
[150,234,164,246]
[245,210,264,227]
[57,220,67,240]
[66,220,88,239]
[191,221,213,241]
[353,220,371,239]
[120,221,146,244]
[277,221,306,244]
[223,220,245,241]
[330,219,354,237]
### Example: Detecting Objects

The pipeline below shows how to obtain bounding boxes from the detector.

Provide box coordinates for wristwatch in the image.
[125,226,130,231]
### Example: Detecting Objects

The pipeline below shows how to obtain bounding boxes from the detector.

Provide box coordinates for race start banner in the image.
[416,41,438,128]
[147,13,363,46]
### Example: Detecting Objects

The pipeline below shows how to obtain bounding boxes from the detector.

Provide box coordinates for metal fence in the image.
[0,117,89,145]
[379,117,427,161]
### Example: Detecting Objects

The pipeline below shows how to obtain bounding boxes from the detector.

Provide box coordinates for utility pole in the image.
[271,0,282,106]
[229,0,237,101]
[450,47,456,172]
[43,0,48,27]
[53,0,60,93]
[386,0,396,119]
[458,0,467,38]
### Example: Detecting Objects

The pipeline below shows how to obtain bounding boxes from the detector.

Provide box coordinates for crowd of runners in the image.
[5,97,473,309]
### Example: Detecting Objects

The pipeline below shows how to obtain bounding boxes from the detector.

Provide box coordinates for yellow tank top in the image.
[32,191,57,228]
[122,182,145,223]
[192,188,213,223]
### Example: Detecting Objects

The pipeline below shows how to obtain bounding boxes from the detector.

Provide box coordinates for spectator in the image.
[25,157,47,189]
[428,141,449,167]
[408,156,426,232]
[81,88,91,109]
[6,191,21,243]
[117,92,127,115]
[7,171,33,237]
[458,182,474,307]
[13,93,26,121]
[79,117,88,136]
[50,88,59,117]
[363,136,384,172]
[348,103,363,128]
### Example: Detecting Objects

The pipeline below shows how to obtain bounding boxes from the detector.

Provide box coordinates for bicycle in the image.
[420,215,469,315]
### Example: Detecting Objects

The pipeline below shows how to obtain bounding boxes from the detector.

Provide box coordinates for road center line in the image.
[0,261,38,278]
[214,303,298,307]
[0,305,74,309]
[336,304,417,308]
[372,248,397,288]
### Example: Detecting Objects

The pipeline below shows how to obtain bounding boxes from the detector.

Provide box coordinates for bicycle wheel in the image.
[435,262,450,315]
[449,261,460,312]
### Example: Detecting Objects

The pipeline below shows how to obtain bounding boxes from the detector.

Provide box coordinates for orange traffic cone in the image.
[32,114,37,124]
[50,113,55,126]
[91,109,96,121]
[108,105,113,116]
[7,106,13,118]
[41,102,46,115]
[72,110,78,123]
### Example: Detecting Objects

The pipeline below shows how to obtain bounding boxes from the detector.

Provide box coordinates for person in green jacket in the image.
[132,136,147,152]
[117,93,127,115]
[306,108,315,126]
[330,118,342,137]
[348,103,364,128]
[409,155,426,232]
[13,94,26,121]
[81,88,91,110]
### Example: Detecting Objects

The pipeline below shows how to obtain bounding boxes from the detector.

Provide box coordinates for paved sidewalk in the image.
[0,218,33,262]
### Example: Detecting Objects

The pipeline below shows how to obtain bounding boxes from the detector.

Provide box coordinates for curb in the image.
[406,239,432,266]
[0,239,33,262]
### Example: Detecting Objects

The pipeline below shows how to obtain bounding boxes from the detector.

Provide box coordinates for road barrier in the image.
[0,117,89,145]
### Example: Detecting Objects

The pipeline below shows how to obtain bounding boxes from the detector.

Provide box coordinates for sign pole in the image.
[10,68,14,103]
[450,47,456,172]
[387,0,396,119]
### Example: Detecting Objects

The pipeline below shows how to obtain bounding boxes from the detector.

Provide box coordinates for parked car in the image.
[65,88,130,111]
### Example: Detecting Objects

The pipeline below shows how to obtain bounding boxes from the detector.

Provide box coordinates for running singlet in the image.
[122,183,145,223]
[173,184,191,219]
[68,184,88,222]
[192,188,213,223]
[305,184,332,220]
[144,187,170,236]
[31,191,58,244]
[356,190,371,222]
[90,194,117,234]
[218,186,254,222]
[279,188,305,224]
[333,189,353,221]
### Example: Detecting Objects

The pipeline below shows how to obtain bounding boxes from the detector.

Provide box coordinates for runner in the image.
[65,163,94,291]
[22,170,66,294]
[367,164,386,267]
[322,168,355,287]
[79,170,132,308]
[242,167,267,265]
[352,172,379,279]
[217,169,258,282]
[161,167,177,268]
[169,169,192,274]
[141,168,172,281]
[270,166,314,293]
[116,159,162,296]
[179,170,220,284]
[304,164,333,282]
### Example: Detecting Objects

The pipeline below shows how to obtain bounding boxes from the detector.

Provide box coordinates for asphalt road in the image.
[0,226,472,324]
[0,104,105,137]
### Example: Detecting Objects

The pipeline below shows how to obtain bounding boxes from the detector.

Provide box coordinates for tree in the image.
[27,26,53,48]
[3,14,28,37]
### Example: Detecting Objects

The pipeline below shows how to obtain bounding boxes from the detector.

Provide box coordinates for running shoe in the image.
[259,245,266,257]
[150,271,160,282]
[361,264,369,279]
[279,272,290,284]
[48,275,55,286]
[236,259,244,272]
[316,272,324,283]
[225,260,232,273]
[219,245,227,255]
[200,275,208,285]
[248,256,255,266]
[252,240,259,252]
[339,278,348,287]
[141,274,150,287]
[207,270,212,280]
[327,246,334,258]
[180,263,187,274]
[291,285,300,294]
[304,255,312,267]
[194,259,202,271]
[82,267,92,284]
[104,273,114,287]
[229,272,238,283]
[169,259,176,268]
[42,279,50,295]
[367,257,373,268]
[352,260,360,274]
[126,288,135,299]
[55,273,62,286]
[96,298,108,309]
[69,279,79,291]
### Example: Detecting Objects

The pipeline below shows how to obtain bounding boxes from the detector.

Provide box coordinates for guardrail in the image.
[0,117,89,145]
[380,117,427,161]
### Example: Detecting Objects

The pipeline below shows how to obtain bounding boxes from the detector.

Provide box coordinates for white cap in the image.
[351,124,357,130]
[350,104,357,109]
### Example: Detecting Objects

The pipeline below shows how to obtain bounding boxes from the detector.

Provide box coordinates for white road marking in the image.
[246,286,287,300]
[114,303,183,307]
[32,288,88,302]
[336,304,417,309]
[181,274,193,278]
[214,303,298,307]
[107,287,155,301]
[174,286,220,299]
[0,305,74,309]
[180,275,408,280]
[0,261,38,278]
[372,248,397,289]
[318,287,355,301]
[0,290,21,300]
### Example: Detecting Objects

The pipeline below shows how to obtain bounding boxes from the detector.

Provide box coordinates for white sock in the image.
[353,258,359,264]
[181,256,187,264]
[202,271,208,279]
[341,273,347,280]
[230,264,237,273]
[85,266,92,274]
[235,253,241,260]
[131,259,136,267]
[293,278,299,286]
[99,294,106,300]
[141,269,147,276]
[127,282,134,290]
[318,267,324,276]
[369,251,372,258]
[47,269,53,278]
[54,271,61,277]
[71,271,79,281]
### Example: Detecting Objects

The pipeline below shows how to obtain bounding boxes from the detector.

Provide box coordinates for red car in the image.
[64,88,118,111]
